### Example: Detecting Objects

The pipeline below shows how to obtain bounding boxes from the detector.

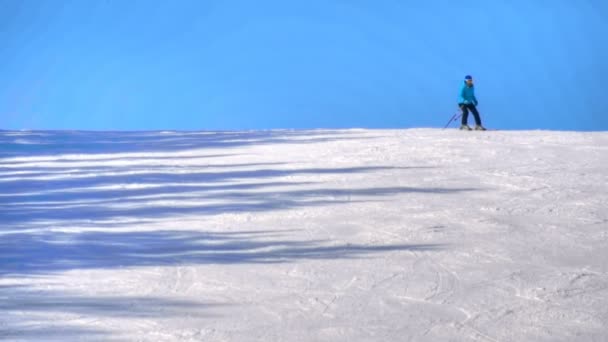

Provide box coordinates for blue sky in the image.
[1,0,607,131]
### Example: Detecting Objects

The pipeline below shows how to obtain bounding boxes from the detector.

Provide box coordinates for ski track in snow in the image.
[1,128,607,341]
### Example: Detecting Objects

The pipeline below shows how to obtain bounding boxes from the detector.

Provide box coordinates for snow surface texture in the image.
[1,129,607,342]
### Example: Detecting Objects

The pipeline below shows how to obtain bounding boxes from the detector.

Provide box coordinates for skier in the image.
[458,75,486,131]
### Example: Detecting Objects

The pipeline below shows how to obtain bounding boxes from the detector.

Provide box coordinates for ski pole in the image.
[443,111,462,129]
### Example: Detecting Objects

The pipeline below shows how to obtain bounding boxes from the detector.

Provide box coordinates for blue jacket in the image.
[458,82,478,106]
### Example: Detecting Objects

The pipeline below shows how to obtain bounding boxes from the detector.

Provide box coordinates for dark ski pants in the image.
[459,103,482,126]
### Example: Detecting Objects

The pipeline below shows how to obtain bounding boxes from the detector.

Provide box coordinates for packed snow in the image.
[1,129,607,341]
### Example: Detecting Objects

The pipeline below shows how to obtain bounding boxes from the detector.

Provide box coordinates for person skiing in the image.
[458,75,486,131]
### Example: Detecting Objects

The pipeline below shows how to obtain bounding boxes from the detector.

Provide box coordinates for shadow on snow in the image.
[0,129,377,159]
[0,130,466,340]
[0,284,222,341]
[0,229,443,276]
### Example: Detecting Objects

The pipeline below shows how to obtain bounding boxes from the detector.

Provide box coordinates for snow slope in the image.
[1,129,607,341]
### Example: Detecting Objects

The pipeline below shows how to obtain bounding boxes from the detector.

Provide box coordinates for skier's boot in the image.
[460,124,472,131]
[474,125,487,131]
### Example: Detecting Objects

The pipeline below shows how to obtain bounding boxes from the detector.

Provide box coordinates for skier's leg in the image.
[470,105,482,126]
[460,105,469,125]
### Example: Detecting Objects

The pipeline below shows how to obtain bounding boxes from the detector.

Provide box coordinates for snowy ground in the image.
[1,128,607,341]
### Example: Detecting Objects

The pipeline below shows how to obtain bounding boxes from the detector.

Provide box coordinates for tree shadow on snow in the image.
[1,182,473,227]
[1,130,471,275]
[0,129,377,159]
[0,229,441,339]
[1,159,466,226]
[0,130,466,340]
[0,229,443,277]
[0,285,223,341]
[0,165,417,196]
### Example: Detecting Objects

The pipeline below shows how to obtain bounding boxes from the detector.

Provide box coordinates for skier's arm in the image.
[458,86,466,105]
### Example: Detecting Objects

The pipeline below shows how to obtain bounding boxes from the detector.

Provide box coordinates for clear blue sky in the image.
[1,0,607,131]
